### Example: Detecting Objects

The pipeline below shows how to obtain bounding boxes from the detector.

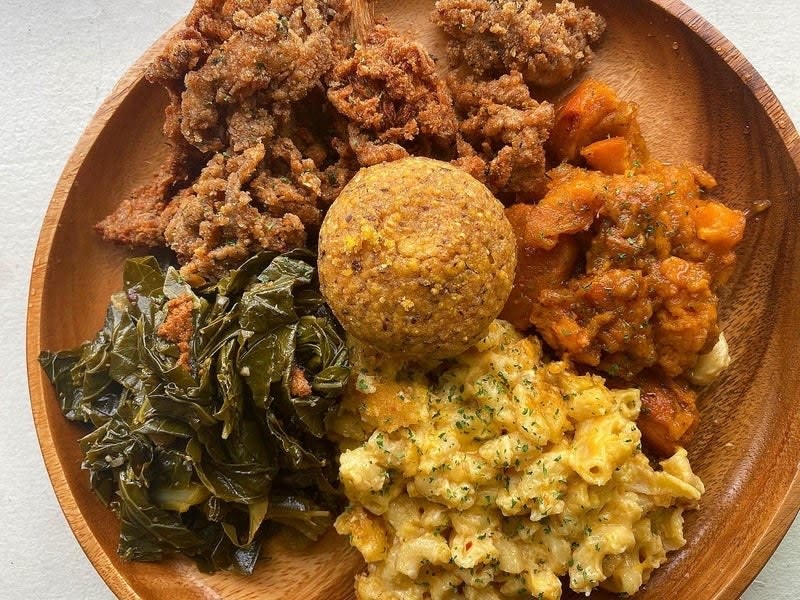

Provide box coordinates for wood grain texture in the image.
[25,1,800,599]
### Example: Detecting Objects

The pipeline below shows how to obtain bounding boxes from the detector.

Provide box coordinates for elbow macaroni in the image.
[330,321,704,599]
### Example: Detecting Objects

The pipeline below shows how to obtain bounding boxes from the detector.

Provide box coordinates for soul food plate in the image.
[27,1,800,599]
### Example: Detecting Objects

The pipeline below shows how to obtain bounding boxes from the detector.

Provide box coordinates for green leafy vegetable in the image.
[39,250,349,574]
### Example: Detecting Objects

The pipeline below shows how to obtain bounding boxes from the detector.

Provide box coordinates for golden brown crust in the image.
[97,2,613,287]
[177,0,349,154]
[432,0,606,87]
[327,24,459,167]
[289,365,313,397]
[157,294,195,368]
[449,71,554,201]
[318,157,516,359]
[97,0,354,281]
[164,144,308,286]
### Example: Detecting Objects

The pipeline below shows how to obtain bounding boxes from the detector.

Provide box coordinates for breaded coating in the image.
[97,0,353,282]
[178,0,349,153]
[95,28,209,247]
[97,0,608,286]
[157,294,196,368]
[450,72,554,201]
[164,144,307,286]
[327,24,459,166]
[432,0,605,87]
[94,161,186,248]
[289,365,313,397]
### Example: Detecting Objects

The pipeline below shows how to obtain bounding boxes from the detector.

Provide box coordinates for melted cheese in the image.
[330,321,704,599]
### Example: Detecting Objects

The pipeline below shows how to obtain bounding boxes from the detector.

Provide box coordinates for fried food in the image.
[97,0,355,283]
[327,24,459,167]
[451,72,555,201]
[432,0,606,87]
[326,26,556,201]
[503,82,746,380]
[318,157,516,358]
[164,144,307,286]
[97,2,604,283]
[157,294,195,368]
[177,0,351,153]
[95,29,208,248]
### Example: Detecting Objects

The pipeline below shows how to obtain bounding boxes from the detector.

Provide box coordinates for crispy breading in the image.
[157,294,195,368]
[98,0,613,285]
[290,365,314,397]
[164,144,307,286]
[94,86,203,247]
[96,25,211,248]
[432,0,605,87]
[327,24,459,166]
[179,1,348,153]
[97,0,353,280]
[450,72,554,201]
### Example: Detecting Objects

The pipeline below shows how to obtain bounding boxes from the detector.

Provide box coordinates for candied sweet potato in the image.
[636,373,700,456]
[549,79,647,167]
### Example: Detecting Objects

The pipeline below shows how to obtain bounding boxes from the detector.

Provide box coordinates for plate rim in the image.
[25,2,800,599]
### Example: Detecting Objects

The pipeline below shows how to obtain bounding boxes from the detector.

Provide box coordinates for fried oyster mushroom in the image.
[97,0,354,284]
[432,0,606,87]
[327,24,459,166]
[94,27,209,248]
[165,144,308,287]
[178,0,352,153]
[450,71,554,201]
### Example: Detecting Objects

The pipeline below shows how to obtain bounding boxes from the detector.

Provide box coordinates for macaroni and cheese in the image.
[329,321,704,599]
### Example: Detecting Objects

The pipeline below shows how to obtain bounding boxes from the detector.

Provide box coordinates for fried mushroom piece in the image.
[180,0,350,153]
[450,72,554,201]
[164,144,307,286]
[97,0,354,280]
[327,24,459,166]
[95,29,210,247]
[432,0,606,87]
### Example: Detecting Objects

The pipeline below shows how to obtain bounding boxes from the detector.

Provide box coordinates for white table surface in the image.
[1,1,797,598]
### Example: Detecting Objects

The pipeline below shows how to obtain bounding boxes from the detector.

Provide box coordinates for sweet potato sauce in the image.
[502,80,746,454]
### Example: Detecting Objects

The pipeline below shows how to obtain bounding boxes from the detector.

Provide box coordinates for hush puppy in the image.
[319,157,516,358]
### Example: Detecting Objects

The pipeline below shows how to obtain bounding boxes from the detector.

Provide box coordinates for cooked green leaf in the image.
[39,251,349,573]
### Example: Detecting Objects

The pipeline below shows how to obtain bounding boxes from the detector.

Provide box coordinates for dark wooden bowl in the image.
[26,1,800,598]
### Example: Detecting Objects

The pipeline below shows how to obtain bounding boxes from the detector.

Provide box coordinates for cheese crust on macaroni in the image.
[329,321,704,599]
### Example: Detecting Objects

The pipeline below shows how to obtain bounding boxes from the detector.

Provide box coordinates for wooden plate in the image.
[26,1,800,599]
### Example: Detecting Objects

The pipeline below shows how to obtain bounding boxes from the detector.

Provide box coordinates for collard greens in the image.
[39,250,350,573]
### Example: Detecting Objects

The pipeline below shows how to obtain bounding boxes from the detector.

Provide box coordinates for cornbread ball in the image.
[318,156,516,358]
